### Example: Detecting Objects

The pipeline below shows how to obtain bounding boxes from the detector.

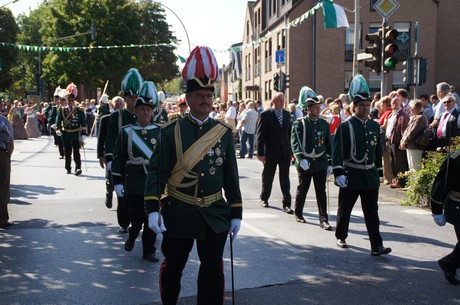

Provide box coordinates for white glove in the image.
[327,166,333,176]
[106,161,112,171]
[148,212,167,234]
[432,214,446,226]
[228,219,241,240]
[56,130,62,136]
[114,184,124,197]
[336,175,348,188]
[81,135,87,142]
[299,159,310,171]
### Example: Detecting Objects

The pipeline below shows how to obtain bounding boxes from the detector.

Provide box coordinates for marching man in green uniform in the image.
[145,46,243,305]
[332,75,391,256]
[291,86,332,229]
[56,82,87,176]
[50,87,66,159]
[431,150,460,285]
[104,68,143,234]
[112,81,161,262]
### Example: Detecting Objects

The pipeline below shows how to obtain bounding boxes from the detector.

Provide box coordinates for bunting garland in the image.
[0,1,337,57]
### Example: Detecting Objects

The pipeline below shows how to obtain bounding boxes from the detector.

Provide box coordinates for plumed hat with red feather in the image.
[65,82,78,99]
[182,46,219,93]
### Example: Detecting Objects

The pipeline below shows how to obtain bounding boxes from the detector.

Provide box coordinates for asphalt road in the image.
[1,136,459,305]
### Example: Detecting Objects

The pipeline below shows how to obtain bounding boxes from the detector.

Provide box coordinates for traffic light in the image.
[402,57,414,86]
[91,23,97,40]
[417,57,427,85]
[364,29,382,73]
[273,73,279,91]
[280,73,289,92]
[383,27,399,72]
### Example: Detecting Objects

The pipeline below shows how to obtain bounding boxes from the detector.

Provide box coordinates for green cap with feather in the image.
[121,68,143,96]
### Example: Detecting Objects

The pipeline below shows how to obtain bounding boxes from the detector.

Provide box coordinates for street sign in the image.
[275,50,285,63]
[373,0,400,19]
[357,52,373,61]
[397,32,409,43]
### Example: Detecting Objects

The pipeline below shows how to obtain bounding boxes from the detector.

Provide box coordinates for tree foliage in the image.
[4,0,179,100]
[0,8,19,90]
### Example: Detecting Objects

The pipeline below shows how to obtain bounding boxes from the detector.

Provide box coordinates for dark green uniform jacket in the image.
[56,106,87,142]
[332,116,383,190]
[291,115,331,172]
[112,123,161,195]
[104,108,136,162]
[144,116,243,240]
[431,150,460,226]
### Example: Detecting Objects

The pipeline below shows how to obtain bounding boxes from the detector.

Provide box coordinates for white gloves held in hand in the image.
[432,214,446,226]
[327,166,333,176]
[228,219,241,240]
[81,135,87,142]
[148,212,167,234]
[106,161,112,171]
[336,175,348,188]
[114,184,124,197]
[300,159,310,171]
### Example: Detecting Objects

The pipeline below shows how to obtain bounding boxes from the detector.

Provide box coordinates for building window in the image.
[368,71,381,91]
[344,71,354,90]
[345,23,362,62]
[392,71,406,89]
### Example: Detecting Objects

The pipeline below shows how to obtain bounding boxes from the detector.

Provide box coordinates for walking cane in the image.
[326,175,330,216]
[82,144,88,172]
[229,233,235,305]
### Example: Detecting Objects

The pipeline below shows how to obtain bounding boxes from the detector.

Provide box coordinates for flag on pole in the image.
[322,0,349,29]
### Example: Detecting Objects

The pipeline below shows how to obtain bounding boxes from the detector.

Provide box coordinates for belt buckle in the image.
[195,197,204,207]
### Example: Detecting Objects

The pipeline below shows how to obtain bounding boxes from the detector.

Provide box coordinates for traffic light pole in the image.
[413,22,420,99]
[380,19,388,96]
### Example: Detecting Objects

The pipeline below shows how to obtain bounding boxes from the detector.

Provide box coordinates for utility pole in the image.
[352,0,360,76]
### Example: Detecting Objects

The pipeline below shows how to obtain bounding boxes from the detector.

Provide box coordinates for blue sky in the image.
[5,0,248,66]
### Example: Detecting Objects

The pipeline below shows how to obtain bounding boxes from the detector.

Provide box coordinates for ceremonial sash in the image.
[124,125,158,160]
[167,121,228,190]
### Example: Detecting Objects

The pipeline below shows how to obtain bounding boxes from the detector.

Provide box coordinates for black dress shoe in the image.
[261,201,269,208]
[295,215,306,223]
[438,259,459,285]
[371,246,392,256]
[282,206,294,214]
[124,239,135,252]
[336,239,348,248]
[75,169,82,176]
[118,227,128,234]
[143,253,159,262]
[0,221,14,228]
[66,170,71,174]
[320,221,332,231]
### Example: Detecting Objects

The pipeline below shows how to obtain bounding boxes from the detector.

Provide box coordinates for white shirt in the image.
[225,106,236,119]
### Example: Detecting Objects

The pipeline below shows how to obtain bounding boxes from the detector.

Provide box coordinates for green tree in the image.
[11,0,179,100]
[0,8,19,91]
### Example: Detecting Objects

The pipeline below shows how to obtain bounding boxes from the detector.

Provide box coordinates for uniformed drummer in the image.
[291,86,332,230]
[56,82,87,176]
[112,81,160,262]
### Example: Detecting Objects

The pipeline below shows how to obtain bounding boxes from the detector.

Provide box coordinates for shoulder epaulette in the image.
[162,120,177,129]
[450,150,460,159]
[218,120,233,130]
[79,106,85,111]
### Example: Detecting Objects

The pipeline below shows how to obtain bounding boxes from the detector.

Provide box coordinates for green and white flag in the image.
[322,0,349,29]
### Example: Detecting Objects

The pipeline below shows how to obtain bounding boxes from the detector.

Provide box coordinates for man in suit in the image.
[97,96,124,209]
[256,92,293,214]
[435,94,460,149]
[386,96,409,188]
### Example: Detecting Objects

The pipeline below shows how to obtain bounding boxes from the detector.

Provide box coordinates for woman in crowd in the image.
[399,99,429,171]
[24,101,41,138]
[8,100,28,139]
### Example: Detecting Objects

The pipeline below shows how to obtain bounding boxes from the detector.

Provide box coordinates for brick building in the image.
[234,0,460,105]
